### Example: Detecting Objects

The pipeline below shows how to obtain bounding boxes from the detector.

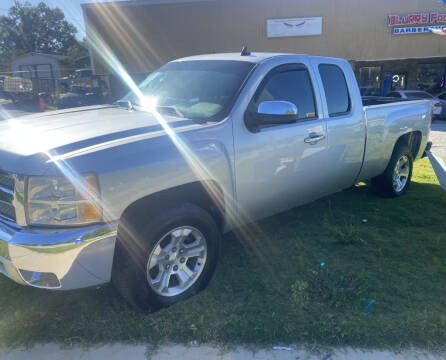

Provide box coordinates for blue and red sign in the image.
[388,11,446,26]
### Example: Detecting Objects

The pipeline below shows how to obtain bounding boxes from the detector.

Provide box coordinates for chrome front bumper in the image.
[0,218,117,290]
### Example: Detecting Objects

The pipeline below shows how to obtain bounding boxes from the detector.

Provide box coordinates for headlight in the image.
[27,175,101,226]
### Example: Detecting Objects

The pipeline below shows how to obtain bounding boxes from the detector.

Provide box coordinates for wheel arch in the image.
[394,130,422,159]
[118,180,226,234]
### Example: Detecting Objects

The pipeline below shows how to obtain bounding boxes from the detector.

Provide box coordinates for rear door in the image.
[233,60,329,221]
[309,58,366,192]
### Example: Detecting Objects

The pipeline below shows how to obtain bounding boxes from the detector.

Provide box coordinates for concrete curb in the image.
[1,344,445,360]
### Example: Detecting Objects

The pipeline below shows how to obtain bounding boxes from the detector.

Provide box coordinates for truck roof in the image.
[173,52,345,64]
[173,52,286,63]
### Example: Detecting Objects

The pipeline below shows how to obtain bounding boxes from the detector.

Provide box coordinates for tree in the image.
[66,38,89,68]
[0,1,86,71]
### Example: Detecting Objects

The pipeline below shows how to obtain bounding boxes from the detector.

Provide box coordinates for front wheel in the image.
[371,143,413,197]
[112,203,220,312]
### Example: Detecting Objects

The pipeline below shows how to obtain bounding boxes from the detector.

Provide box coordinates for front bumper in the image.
[0,218,117,290]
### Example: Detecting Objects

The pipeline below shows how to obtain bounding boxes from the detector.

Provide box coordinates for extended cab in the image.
[0,53,431,311]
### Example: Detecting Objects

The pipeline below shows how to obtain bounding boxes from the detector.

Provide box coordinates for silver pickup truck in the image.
[0,52,431,311]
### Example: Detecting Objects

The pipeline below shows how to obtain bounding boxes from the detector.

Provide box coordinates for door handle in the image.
[304,134,325,144]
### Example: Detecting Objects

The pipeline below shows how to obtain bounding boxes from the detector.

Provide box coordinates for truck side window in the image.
[319,64,351,116]
[254,68,317,120]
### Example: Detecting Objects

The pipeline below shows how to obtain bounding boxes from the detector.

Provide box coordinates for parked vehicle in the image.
[434,92,446,120]
[1,76,34,102]
[58,68,110,108]
[57,85,104,109]
[0,75,55,104]
[0,52,432,311]
[386,90,442,118]
[59,68,95,93]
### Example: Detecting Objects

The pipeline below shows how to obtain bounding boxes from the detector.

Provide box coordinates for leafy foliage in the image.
[0,1,87,71]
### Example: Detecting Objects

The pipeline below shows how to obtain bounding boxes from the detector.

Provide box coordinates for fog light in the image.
[19,269,61,288]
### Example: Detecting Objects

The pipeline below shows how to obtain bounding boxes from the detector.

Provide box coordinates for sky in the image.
[0,0,120,40]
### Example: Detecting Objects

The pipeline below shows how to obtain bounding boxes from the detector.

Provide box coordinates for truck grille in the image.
[0,172,16,222]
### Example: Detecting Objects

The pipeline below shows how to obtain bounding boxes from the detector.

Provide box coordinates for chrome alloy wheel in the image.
[392,154,410,192]
[146,226,207,297]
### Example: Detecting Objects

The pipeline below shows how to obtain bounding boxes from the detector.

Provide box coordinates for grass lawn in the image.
[0,158,445,349]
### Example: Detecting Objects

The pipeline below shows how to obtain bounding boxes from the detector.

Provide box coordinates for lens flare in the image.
[0,104,13,121]
[1,13,277,276]
[83,20,278,273]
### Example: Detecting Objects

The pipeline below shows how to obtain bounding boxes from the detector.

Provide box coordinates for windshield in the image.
[121,60,255,121]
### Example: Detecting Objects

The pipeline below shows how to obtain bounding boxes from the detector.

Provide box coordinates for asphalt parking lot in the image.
[0,98,39,119]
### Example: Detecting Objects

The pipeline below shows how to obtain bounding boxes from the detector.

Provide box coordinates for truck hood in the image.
[0,105,203,174]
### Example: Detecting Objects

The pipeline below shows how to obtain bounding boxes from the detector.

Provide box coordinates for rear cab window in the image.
[318,64,351,116]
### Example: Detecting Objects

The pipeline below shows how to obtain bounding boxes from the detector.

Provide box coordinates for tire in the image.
[371,143,413,198]
[112,203,220,312]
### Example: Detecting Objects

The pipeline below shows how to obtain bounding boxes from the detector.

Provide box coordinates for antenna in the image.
[241,46,251,56]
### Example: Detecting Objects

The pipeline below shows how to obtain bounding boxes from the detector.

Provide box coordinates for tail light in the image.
[434,102,442,107]
[430,104,434,125]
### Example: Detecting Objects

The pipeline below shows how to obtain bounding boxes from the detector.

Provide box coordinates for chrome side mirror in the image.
[245,100,299,133]
[257,101,298,116]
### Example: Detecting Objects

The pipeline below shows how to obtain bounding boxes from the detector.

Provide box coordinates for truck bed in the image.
[361,96,412,106]
[358,99,431,181]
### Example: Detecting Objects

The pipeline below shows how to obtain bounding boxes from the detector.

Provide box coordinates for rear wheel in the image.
[371,143,413,197]
[112,203,220,312]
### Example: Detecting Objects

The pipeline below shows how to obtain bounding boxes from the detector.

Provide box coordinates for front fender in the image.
[45,120,235,223]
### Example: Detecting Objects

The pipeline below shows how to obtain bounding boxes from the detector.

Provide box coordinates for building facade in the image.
[11,53,69,80]
[82,0,446,97]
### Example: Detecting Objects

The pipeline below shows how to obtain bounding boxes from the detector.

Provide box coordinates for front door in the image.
[233,62,329,222]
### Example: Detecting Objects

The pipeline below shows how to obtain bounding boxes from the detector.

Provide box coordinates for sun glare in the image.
[140,96,158,113]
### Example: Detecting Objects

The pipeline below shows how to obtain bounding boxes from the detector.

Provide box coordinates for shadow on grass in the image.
[1,163,445,349]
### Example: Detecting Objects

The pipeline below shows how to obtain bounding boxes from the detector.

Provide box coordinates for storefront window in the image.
[417,63,446,94]
[358,67,381,96]
[391,72,407,91]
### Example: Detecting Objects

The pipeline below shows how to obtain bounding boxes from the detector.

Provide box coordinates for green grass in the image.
[0,159,445,349]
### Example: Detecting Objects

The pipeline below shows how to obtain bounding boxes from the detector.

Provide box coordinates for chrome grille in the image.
[0,171,15,222]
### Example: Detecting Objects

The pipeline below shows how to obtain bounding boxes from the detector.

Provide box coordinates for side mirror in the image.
[258,100,298,117]
[245,100,299,132]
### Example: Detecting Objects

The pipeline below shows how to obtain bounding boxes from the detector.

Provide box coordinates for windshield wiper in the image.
[114,100,134,111]
[131,103,185,118]
[114,101,197,121]
[156,106,185,118]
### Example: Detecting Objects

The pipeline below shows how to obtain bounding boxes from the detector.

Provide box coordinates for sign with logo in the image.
[266,17,322,38]
[388,11,446,35]
[388,11,446,26]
